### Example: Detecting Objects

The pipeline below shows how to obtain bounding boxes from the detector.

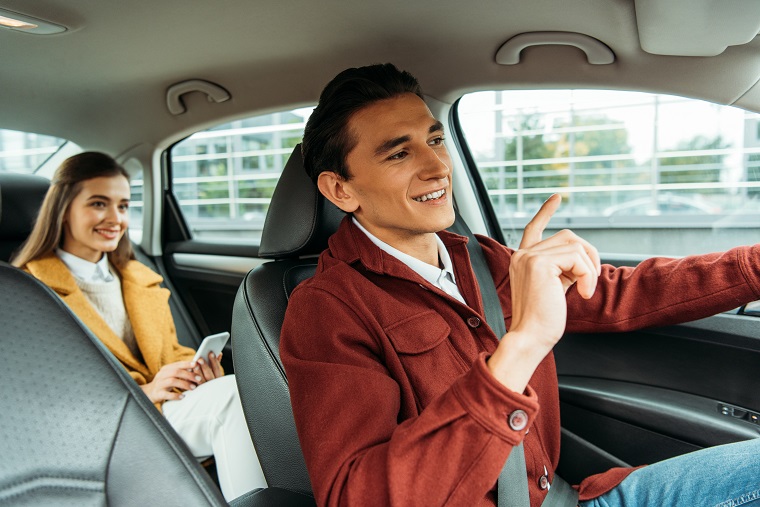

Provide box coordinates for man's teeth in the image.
[413,189,446,202]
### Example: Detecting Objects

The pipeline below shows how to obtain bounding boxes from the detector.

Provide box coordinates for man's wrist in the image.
[486,330,548,393]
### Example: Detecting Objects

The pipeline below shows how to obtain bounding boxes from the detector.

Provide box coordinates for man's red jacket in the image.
[281,216,760,506]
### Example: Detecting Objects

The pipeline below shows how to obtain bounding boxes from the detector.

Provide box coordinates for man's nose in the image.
[419,146,450,179]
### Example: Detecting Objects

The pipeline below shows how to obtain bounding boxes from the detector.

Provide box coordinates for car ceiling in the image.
[2,0,760,155]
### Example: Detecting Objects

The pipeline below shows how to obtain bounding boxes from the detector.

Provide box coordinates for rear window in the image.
[457,90,760,256]
[168,107,314,243]
[0,129,70,174]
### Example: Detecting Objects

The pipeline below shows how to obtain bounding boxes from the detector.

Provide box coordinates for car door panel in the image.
[135,243,262,373]
[163,243,263,335]
[161,165,266,346]
[554,313,760,484]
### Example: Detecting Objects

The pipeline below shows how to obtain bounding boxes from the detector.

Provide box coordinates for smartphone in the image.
[193,331,230,363]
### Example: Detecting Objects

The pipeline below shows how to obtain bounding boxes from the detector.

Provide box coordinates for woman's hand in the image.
[139,360,202,403]
[191,351,223,383]
[488,194,601,392]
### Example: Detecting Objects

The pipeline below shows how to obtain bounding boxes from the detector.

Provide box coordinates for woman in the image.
[12,151,266,501]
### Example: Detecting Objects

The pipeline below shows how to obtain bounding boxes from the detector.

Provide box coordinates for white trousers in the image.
[163,374,267,501]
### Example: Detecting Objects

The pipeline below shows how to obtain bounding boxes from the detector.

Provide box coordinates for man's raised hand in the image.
[518,193,562,250]
[487,194,602,392]
[517,194,601,299]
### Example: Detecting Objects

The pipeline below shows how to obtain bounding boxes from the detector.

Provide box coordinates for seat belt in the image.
[459,221,579,507]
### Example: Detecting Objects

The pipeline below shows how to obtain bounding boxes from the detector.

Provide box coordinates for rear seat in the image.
[0,171,201,349]
[0,172,49,262]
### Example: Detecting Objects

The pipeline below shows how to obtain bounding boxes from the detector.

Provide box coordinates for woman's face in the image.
[61,175,131,263]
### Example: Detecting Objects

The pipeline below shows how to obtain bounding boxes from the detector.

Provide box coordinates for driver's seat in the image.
[231,145,481,499]
[231,145,343,500]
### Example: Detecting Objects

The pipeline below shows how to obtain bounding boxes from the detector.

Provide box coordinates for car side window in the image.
[456,90,760,256]
[122,158,144,243]
[168,107,314,243]
[0,129,71,174]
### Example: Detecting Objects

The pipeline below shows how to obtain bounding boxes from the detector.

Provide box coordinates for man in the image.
[280,63,760,507]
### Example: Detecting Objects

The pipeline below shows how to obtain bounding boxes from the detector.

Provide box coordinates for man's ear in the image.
[317,171,359,213]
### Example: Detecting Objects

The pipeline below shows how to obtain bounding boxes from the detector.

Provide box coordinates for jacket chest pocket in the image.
[385,310,469,409]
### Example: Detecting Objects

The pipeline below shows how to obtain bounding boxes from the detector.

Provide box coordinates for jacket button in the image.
[539,465,550,490]
[508,410,528,431]
[467,316,481,328]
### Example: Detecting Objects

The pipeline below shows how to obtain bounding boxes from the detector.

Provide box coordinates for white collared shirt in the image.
[56,248,115,284]
[352,217,466,305]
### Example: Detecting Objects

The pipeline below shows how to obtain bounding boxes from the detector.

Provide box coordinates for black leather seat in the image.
[0,172,49,262]
[0,262,315,506]
[231,145,343,500]
[231,145,482,501]
[0,262,317,506]
[0,261,231,506]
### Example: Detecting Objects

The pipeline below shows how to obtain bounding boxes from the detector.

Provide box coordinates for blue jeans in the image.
[579,437,760,507]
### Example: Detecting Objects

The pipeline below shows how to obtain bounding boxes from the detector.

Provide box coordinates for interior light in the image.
[0,8,66,35]
[0,15,37,29]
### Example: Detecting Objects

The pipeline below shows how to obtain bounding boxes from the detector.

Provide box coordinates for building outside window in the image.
[458,90,760,255]
[170,108,313,243]
[0,130,68,174]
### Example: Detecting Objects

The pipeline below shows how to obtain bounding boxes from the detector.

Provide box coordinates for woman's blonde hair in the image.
[11,152,135,269]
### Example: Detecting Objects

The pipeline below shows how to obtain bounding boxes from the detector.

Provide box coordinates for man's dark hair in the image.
[302,63,423,184]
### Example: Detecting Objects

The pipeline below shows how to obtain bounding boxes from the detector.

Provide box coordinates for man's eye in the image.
[119,204,130,211]
[388,151,407,161]
[429,136,445,146]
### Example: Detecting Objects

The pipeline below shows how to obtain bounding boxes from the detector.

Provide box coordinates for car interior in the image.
[2,0,760,505]
[0,259,232,507]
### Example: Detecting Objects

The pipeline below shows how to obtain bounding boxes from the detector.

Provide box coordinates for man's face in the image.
[339,93,455,252]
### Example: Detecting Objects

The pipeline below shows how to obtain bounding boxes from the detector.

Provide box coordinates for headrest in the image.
[0,172,49,241]
[258,144,345,259]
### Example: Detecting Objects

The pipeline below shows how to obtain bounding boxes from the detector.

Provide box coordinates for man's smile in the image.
[412,188,447,202]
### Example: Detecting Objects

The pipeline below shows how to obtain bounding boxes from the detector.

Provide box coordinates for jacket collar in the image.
[25,253,80,295]
[25,253,163,293]
[322,216,485,315]
[325,216,469,278]
[119,258,164,287]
